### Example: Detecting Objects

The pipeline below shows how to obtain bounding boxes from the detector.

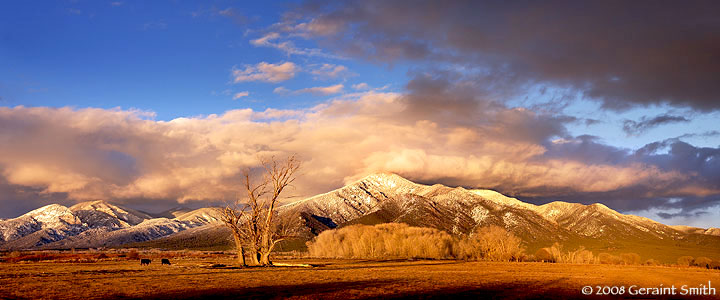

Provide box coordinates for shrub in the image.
[127,250,140,260]
[598,253,622,265]
[621,253,641,265]
[710,261,720,270]
[534,244,595,264]
[308,223,455,259]
[693,257,712,268]
[677,256,694,266]
[566,247,595,264]
[644,259,660,266]
[462,225,525,262]
[534,248,555,263]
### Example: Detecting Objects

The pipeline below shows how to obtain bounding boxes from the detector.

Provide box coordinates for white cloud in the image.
[296,84,344,95]
[218,8,234,16]
[232,62,298,83]
[293,19,343,37]
[0,97,695,208]
[352,83,370,90]
[310,64,349,79]
[232,91,249,100]
[250,32,340,58]
[273,87,291,95]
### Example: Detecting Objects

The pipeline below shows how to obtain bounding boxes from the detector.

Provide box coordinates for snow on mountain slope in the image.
[1,201,191,250]
[281,173,571,247]
[281,173,695,246]
[533,201,681,239]
[281,173,422,224]
[0,204,86,246]
[3,173,718,250]
[468,189,537,211]
[173,208,224,225]
[69,200,151,227]
[41,218,190,249]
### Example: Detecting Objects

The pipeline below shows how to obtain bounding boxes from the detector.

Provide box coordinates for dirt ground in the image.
[1,257,719,299]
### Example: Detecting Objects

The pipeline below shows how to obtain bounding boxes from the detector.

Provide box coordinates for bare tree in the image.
[221,154,302,266]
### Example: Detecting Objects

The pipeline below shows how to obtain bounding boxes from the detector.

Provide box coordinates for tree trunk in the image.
[249,249,261,265]
[259,250,272,266]
[232,234,246,267]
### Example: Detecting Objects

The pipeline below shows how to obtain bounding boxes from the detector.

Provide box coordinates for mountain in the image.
[39,218,191,249]
[0,201,220,250]
[0,204,86,248]
[153,206,193,219]
[173,207,224,226]
[280,173,720,260]
[2,173,719,263]
[69,200,152,229]
[281,173,679,248]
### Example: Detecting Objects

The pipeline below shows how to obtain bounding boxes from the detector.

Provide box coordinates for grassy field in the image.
[1,253,720,299]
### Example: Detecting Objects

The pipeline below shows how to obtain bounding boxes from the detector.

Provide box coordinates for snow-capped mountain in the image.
[281,173,713,249]
[69,200,152,229]
[173,207,224,226]
[0,204,86,247]
[0,201,222,250]
[2,173,719,251]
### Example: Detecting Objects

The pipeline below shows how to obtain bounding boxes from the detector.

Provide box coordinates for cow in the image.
[140,259,151,266]
[161,258,171,266]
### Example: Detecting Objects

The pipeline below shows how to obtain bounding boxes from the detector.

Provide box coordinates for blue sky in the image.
[0,1,407,119]
[1,1,719,227]
[2,1,717,150]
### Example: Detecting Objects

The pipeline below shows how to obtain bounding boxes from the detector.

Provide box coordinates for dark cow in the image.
[161,259,171,266]
[140,259,151,266]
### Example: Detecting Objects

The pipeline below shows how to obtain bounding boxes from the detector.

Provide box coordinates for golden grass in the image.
[1,253,720,299]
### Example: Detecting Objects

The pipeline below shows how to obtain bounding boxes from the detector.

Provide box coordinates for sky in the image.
[1,1,719,228]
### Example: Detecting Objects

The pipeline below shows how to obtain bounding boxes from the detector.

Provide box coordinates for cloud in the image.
[352,83,370,90]
[273,87,291,95]
[232,62,297,83]
[232,91,249,100]
[295,1,720,111]
[110,2,123,7]
[250,32,338,58]
[622,114,691,136]
[310,64,349,79]
[1,88,718,218]
[295,84,344,95]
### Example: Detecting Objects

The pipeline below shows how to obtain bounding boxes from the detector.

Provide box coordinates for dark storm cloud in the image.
[299,0,720,111]
[622,114,691,136]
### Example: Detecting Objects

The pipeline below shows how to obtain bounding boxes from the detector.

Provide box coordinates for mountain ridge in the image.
[2,173,719,260]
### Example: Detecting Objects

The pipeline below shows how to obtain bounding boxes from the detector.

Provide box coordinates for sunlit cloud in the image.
[250,32,338,58]
[0,92,717,218]
[352,83,370,90]
[295,84,344,95]
[309,64,349,79]
[232,91,250,100]
[231,61,297,83]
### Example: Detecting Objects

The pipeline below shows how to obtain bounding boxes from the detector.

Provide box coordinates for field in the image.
[1,253,720,299]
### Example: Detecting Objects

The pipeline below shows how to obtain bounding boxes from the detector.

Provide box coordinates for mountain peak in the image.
[69,200,150,226]
[355,172,418,189]
[23,204,80,226]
